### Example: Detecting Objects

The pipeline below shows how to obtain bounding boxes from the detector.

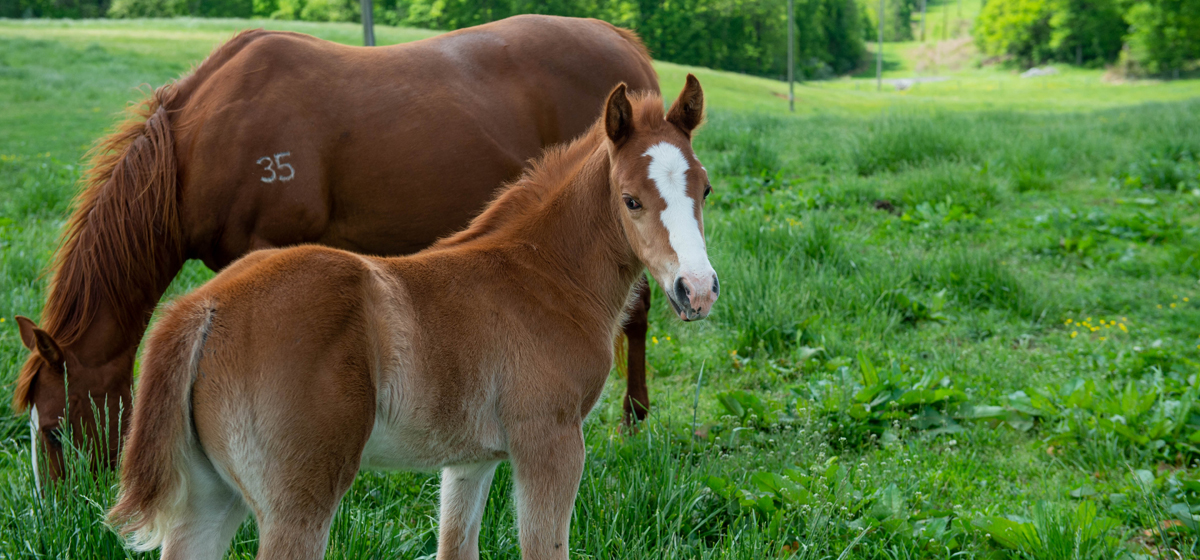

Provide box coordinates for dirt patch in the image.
[872,199,900,214]
[912,37,977,74]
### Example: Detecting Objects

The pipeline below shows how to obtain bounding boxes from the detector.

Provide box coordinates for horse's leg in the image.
[437,461,501,560]
[510,422,584,560]
[622,275,651,425]
[245,446,359,560]
[203,380,372,560]
[160,449,249,560]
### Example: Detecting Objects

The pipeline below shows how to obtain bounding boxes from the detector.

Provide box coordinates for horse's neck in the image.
[42,260,177,368]
[62,290,159,368]
[516,147,642,328]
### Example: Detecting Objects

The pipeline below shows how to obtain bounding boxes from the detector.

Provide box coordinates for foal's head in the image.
[605,76,718,321]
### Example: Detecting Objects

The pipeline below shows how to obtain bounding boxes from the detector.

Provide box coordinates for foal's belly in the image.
[358,384,508,472]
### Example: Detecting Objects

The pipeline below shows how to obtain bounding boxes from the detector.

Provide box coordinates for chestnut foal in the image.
[108,77,719,560]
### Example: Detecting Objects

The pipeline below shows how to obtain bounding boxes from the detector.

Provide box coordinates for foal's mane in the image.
[435,93,666,249]
[13,30,273,410]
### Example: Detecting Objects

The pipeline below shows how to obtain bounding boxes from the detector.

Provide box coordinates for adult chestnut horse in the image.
[108,77,717,560]
[12,15,659,482]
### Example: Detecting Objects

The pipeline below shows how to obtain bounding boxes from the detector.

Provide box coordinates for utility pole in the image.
[360,0,375,46]
[920,0,926,42]
[877,0,884,91]
[943,4,948,40]
[787,0,795,112]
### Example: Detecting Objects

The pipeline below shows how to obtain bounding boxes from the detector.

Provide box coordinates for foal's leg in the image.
[246,430,368,560]
[161,449,249,560]
[207,385,373,559]
[622,275,652,425]
[437,461,501,560]
[511,422,585,560]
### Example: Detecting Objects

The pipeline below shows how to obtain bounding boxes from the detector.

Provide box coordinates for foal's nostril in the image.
[712,276,720,296]
[673,277,691,308]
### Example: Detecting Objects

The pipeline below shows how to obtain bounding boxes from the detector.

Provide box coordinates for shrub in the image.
[974,0,1124,67]
[107,0,186,17]
[1123,0,1200,76]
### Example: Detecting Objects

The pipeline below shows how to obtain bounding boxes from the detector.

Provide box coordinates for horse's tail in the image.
[106,298,217,550]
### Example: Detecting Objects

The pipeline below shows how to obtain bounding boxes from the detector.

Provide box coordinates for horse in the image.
[107,76,717,560]
[12,14,661,483]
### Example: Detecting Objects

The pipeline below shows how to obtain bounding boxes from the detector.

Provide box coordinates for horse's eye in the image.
[43,427,62,449]
[623,195,642,211]
[703,184,712,199]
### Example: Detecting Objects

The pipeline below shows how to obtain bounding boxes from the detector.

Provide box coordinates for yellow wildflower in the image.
[1071,331,1078,338]
[652,336,659,345]
[1119,323,1127,333]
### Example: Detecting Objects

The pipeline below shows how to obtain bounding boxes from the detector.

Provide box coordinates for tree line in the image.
[975,0,1199,76]
[1,0,885,79]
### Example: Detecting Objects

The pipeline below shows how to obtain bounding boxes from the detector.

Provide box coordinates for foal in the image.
[108,77,719,560]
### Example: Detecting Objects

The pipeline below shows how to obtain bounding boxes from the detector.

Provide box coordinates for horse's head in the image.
[605,75,718,321]
[15,316,131,484]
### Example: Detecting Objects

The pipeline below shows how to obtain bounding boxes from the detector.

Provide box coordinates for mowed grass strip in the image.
[2,19,1200,559]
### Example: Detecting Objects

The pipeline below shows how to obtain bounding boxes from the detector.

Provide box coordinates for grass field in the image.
[3,17,1200,559]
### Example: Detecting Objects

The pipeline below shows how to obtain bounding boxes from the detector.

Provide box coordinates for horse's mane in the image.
[435,93,665,249]
[13,30,272,411]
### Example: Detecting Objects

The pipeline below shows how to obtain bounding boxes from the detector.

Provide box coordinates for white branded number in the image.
[257,152,295,183]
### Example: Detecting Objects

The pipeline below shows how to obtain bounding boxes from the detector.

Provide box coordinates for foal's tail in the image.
[107,298,218,550]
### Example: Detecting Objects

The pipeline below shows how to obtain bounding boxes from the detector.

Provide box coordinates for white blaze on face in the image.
[30,405,40,489]
[643,142,713,277]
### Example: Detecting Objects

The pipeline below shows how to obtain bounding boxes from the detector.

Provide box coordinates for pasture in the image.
[3,17,1200,559]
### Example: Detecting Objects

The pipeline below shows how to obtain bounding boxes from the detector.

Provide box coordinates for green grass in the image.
[4,17,1200,560]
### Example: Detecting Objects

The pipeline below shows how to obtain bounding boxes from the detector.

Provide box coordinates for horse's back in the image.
[173,16,657,269]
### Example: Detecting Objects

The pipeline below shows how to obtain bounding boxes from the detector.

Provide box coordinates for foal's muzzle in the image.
[670,272,719,321]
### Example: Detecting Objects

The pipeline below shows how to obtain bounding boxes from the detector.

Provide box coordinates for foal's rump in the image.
[110,246,383,548]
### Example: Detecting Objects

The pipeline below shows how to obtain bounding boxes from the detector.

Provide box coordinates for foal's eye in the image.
[623,195,642,210]
[703,184,713,199]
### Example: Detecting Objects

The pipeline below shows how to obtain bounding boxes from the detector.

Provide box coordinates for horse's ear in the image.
[16,316,63,365]
[667,74,704,135]
[605,83,634,146]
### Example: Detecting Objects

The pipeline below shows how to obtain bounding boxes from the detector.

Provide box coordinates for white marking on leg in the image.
[643,142,713,276]
[440,462,499,556]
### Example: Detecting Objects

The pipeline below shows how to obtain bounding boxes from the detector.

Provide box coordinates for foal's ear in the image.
[667,74,704,135]
[16,316,63,365]
[605,83,634,146]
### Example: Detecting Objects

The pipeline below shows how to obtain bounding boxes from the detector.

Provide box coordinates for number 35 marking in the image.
[257,152,295,183]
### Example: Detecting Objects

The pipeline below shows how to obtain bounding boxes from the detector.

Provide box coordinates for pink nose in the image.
[672,272,719,321]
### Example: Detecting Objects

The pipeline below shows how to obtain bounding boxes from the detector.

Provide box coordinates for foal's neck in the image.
[528,146,642,318]
[453,138,641,333]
